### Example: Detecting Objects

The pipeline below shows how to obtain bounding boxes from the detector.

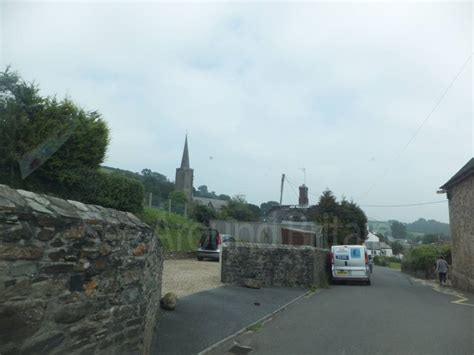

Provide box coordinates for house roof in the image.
[364,241,380,250]
[366,232,380,242]
[380,242,392,249]
[193,196,228,210]
[440,158,474,190]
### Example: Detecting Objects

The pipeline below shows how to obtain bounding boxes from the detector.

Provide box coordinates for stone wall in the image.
[221,242,329,288]
[447,175,474,292]
[0,185,163,355]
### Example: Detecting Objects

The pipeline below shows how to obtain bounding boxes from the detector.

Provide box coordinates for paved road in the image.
[214,267,474,355]
[152,285,305,354]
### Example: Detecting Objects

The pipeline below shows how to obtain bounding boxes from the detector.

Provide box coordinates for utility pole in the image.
[280,174,285,205]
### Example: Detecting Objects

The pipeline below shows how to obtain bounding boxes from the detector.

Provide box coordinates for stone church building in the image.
[175,135,194,201]
[175,135,227,210]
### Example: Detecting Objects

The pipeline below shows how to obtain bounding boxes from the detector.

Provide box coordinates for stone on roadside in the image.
[160,292,177,310]
[243,278,262,289]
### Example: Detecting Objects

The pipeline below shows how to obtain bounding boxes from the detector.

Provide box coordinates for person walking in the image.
[435,256,449,286]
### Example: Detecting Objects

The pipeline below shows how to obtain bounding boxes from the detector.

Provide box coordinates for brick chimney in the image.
[299,184,309,206]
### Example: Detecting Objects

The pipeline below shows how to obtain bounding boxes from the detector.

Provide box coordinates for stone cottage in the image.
[439,158,474,292]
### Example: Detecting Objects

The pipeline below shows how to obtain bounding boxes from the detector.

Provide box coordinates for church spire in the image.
[180,134,190,169]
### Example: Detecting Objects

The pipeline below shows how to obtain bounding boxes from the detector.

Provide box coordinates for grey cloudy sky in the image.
[1,1,472,223]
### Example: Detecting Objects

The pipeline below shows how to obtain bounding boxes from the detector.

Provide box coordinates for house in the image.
[364,231,380,256]
[364,232,394,257]
[439,158,474,292]
[365,241,381,256]
[379,242,393,257]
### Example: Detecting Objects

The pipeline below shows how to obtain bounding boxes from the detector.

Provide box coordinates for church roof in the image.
[180,135,190,169]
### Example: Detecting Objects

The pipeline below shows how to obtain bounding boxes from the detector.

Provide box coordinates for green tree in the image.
[197,185,209,195]
[168,191,188,215]
[260,201,280,216]
[0,68,144,212]
[169,191,188,204]
[140,168,174,206]
[0,67,109,189]
[391,241,404,255]
[375,232,388,243]
[191,204,217,226]
[422,234,439,244]
[310,189,367,246]
[219,195,260,222]
[390,220,407,239]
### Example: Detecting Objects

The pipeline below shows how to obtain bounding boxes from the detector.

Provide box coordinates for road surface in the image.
[153,286,305,354]
[212,266,474,355]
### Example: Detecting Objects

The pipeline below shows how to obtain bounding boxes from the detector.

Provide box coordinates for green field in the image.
[140,208,202,251]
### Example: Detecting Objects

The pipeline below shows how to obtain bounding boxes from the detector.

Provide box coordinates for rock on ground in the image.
[243,278,262,289]
[160,293,178,310]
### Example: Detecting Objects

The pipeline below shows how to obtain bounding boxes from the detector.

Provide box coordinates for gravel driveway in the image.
[161,258,222,298]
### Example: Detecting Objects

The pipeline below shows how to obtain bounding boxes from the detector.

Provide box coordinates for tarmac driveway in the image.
[152,285,306,355]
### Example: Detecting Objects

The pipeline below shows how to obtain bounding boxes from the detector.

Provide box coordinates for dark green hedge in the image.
[17,168,145,214]
[63,170,144,213]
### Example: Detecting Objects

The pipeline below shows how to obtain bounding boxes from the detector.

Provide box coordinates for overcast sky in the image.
[1,1,472,223]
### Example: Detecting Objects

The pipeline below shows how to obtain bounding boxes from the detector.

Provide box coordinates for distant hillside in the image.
[368,218,450,238]
[406,218,450,236]
[368,220,391,235]
[367,220,391,235]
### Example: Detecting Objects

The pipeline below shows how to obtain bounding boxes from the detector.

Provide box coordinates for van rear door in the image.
[347,246,368,277]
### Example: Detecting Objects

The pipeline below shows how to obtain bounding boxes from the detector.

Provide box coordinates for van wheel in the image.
[197,256,203,261]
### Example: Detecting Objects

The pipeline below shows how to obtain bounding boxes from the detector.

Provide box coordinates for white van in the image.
[330,245,371,285]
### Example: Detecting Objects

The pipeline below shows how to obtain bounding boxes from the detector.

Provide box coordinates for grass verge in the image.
[246,321,264,332]
[388,262,401,270]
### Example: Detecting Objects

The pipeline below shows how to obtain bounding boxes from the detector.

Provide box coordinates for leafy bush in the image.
[374,256,389,266]
[386,256,402,263]
[191,204,217,226]
[139,208,203,251]
[401,244,451,274]
[61,170,145,213]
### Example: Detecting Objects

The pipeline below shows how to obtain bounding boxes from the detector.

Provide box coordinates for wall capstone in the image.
[0,185,163,355]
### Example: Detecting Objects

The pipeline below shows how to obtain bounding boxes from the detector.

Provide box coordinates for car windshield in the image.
[1,2,471,355]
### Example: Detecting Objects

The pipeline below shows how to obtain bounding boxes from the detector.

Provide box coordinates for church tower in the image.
[175,135,194,200]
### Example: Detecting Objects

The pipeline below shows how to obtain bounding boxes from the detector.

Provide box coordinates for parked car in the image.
[330,245,371,285]
[197,229,235,261]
